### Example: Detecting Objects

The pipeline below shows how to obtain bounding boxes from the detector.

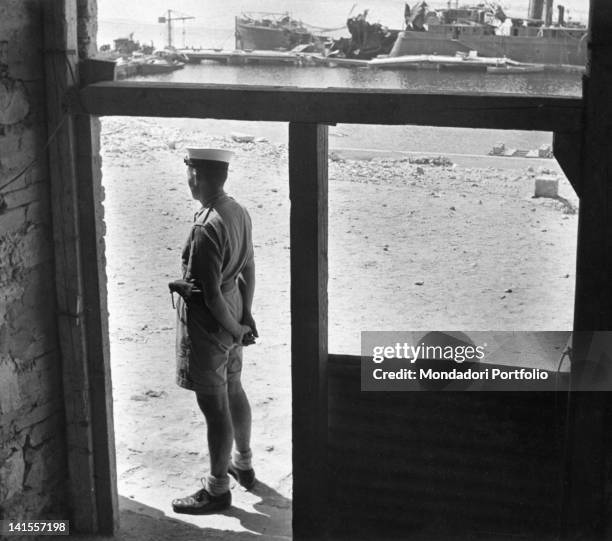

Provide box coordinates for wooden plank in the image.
[327,354,566,538]
[553,131,583,197]
[75,113,118,535]
[564,0,612,538]
[78,82,583,132]
[79,58,116,86]
[573,0,612,331]
[289,123,329,540]
[43,0,97,532]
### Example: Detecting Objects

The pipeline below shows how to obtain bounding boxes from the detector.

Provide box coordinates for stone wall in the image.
[0,0,68,522]
[0,0,99,525]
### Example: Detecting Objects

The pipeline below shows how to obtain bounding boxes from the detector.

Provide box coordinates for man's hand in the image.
[235,324,256,346]
[168,279,201,302]
[241,312,258,338]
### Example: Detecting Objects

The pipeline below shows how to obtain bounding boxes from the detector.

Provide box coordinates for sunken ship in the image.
[390,0,587,66]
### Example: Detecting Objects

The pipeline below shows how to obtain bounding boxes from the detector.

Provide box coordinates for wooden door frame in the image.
[46,0,611,538]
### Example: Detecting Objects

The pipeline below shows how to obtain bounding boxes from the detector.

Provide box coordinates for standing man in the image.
[171,148,258,514]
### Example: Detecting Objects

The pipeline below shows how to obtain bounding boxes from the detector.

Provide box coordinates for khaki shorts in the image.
[175,296,243,395]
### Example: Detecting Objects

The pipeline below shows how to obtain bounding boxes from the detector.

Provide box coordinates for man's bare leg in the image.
[228,380,252,453]
[196,391,233,478]
[227,380,255,488]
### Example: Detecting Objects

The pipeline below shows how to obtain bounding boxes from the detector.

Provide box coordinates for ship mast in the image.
[158,10,195,49]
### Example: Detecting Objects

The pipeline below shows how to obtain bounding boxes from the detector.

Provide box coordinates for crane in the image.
[158,10,195,49]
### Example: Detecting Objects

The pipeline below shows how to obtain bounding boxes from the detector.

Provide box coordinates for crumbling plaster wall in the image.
[0,0,99,523]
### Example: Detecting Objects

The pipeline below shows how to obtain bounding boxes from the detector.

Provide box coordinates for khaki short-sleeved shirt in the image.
[176,193,254,393]
[186,193,254,295]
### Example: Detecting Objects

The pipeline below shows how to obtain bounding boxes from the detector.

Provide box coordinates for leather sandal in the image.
[228,463,256,490]
[172,486,231,515]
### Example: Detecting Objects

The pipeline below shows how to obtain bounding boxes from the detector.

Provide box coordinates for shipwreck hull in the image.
[461,34,587,65]
[391,30,587,66]
[235,19,313,51]
[389,33,473,56]
[236,21,291,50]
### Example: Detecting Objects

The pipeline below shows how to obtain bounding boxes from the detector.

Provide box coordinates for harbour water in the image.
[132,61,582,96]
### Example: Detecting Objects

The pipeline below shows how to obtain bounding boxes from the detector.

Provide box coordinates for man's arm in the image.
[239,259,257,337]
[190,224,250,342]
[203,286,250,341]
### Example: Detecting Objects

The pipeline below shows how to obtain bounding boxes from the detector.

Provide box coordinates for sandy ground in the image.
[96,117,577,540]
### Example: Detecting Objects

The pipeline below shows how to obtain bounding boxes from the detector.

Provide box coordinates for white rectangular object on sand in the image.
[535,176,559,198]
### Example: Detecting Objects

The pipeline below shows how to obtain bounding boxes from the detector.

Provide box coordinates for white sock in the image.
[232,449,253,471]
[205,473,229,496]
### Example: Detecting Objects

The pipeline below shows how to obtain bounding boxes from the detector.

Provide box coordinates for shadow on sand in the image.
[67,481,291,541]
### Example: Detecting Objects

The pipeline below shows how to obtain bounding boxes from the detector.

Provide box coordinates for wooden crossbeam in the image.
[78,81,583,132]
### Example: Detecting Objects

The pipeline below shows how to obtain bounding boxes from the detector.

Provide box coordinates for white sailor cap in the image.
[184,148,234,166]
